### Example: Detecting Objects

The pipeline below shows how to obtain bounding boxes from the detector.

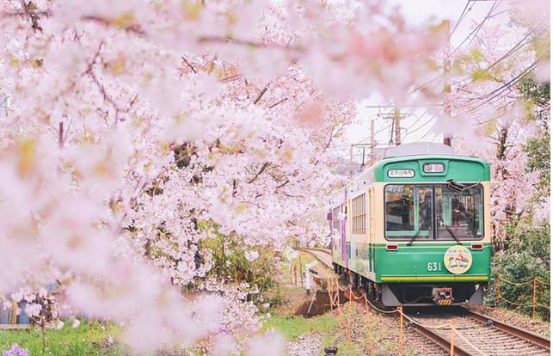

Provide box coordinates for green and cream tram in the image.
[330,143,491,306]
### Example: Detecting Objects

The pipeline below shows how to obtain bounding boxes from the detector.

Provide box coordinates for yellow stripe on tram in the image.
[381,276,489,282]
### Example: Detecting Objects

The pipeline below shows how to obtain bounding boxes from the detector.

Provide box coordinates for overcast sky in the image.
[344,0,509,158]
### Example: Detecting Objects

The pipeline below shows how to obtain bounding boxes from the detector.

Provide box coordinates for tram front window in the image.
[435,185,483,240]
[385,185,434,240]
[385,184,483,241]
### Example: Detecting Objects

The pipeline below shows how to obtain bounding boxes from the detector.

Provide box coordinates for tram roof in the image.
[381,142,455,158]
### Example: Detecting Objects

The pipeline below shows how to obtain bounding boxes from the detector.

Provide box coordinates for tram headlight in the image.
[423,162,445,173]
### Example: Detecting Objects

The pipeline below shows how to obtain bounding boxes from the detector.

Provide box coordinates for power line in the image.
[411,0,503,94]
[403,115,437,141]
[485,24,547,72]
[455,20,548,91]
[357,121,391,144]
[467,61,538,114]
[450,0,474,36]
[399,109,429,139]
[449,0,501,58]
[419,122,439,141]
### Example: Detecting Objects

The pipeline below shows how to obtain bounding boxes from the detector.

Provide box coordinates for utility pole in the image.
[382,106,406,146]
[349,144,353,178]
[370,119,375,165]
[350,143,373,175]
[442,19,452,147]
[394,106,401,146]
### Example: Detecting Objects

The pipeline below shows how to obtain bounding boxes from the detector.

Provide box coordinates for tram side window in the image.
[332,206,340,233]
[352,194,366,235]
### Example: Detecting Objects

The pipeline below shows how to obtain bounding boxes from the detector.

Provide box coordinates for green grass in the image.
[0,321,121,356]
[262,314,337,340]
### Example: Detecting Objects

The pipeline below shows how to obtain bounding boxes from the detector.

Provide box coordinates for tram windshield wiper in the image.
[438,214,463,245]
[445,226,463,245]
[406,224,422,246]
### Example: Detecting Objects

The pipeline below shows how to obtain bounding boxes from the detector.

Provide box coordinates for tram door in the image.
[368,189,374,273]
[341,191,348,269]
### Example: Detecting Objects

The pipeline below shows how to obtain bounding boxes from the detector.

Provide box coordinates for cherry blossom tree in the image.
[449,0,550,247]
[0,0,446,352]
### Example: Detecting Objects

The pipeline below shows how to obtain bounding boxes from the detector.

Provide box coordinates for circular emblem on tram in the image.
[444,245,473,274]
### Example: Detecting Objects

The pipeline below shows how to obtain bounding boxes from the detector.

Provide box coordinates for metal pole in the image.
[370,119,375,165]
[349,144,353,178]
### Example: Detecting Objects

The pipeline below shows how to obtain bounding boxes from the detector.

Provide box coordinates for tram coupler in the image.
[432,287,453,306]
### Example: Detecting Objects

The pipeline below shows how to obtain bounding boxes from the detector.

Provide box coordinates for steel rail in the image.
[463,309,551,350]
[408,322,474,356]
[301,247,331,255]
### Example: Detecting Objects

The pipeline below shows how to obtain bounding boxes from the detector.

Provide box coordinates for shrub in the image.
[487,222,550,320]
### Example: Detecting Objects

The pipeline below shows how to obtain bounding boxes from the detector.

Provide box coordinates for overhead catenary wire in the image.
[411,0,503,95]
[454,19,549,92]
[450,0,501,57]
[418,121,440,141]
[361,0,530,146]
[357,121,392,144]
[483,20,548,73]
[468,61,538,115]
[401,111,438,141]
[385,2,475,144]
[450,0,474,37]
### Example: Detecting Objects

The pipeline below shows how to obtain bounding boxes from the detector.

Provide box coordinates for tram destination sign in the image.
[387,169,415,178]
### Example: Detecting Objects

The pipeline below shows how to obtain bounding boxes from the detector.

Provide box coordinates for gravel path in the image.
[287,333,323,356]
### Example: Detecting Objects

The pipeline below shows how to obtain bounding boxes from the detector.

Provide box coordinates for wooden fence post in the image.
[365,303,374,356]
[533,277,537,318]
[450,321,455,356]
[327,278,333,312]
[399,305,404,355]
[496,275,501,306]
[347,288,352,342]
[299,256,303,286]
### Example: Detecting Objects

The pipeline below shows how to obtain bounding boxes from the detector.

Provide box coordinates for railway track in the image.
[300,248,551,356]
[405,308,550,356]
[300,248,332,267]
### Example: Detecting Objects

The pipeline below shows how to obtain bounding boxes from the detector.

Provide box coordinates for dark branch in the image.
[181,56,198,74]
[269,97,289,109]
[58,122,64,149]
[253,85,269,105]
[275,179,289,190]
[247,162,270,183]
[81,15,147,37]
